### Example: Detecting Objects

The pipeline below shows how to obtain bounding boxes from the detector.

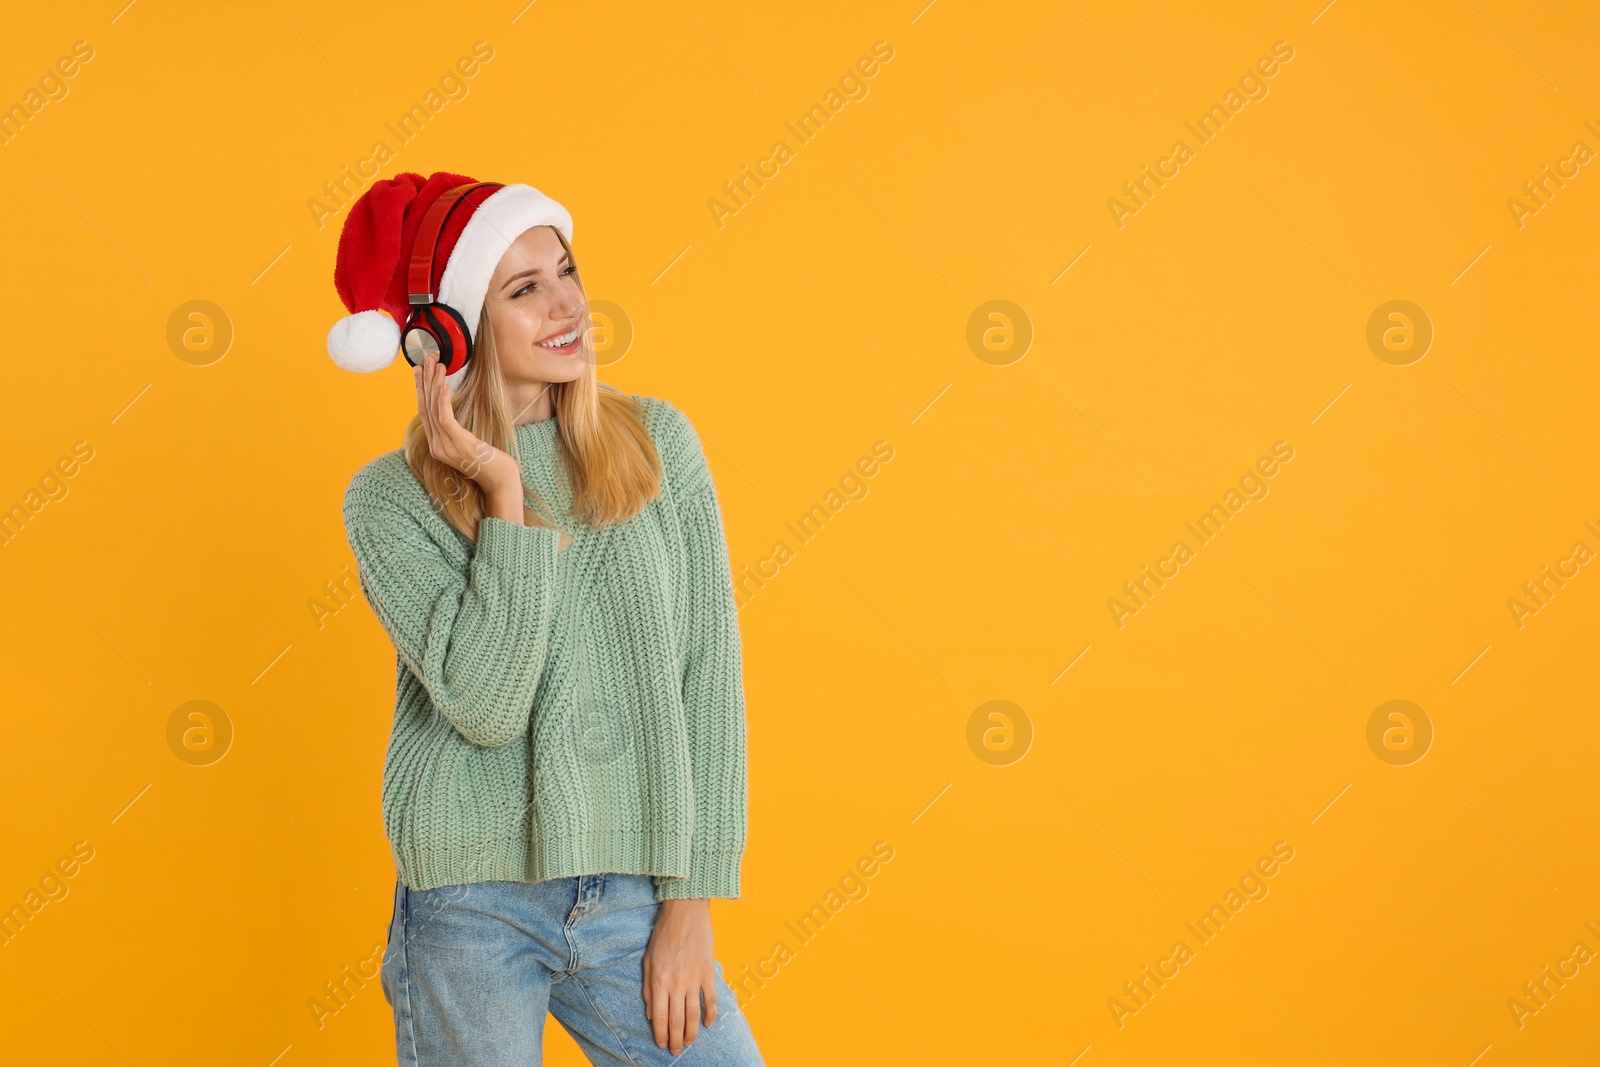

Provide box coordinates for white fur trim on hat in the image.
[327,310,401,373]
[437,184,574,347]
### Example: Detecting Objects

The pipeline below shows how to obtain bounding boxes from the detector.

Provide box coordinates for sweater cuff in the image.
[654,848,743,900]
[476,515,562,567]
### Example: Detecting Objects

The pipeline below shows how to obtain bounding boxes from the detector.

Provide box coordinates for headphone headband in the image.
[407,181,504,305]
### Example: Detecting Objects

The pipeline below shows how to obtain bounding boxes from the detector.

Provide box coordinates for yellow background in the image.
[2,1,1597,1063]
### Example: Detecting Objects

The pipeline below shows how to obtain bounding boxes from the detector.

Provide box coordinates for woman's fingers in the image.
[648,979,690,1051]
[682,988,700,1049]
[702,976,718,1028]
[414,360,432,444]
[426,359,448,448]
[650,981,668,1048]
[421,355,437,427]
[421,361,445,459]
[413,353,516,496]
[668,989,686,1055]
[425,357,466,468]
[434,360,457,427]
[431,358,450,440]
[432,368,472,457]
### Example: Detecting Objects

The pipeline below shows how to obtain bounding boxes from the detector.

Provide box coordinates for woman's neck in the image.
[506,381,558,425]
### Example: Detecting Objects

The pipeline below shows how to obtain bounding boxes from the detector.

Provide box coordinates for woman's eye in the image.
[515,268,573,296]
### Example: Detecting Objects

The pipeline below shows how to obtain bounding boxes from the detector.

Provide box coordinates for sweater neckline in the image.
[513,417,558,449]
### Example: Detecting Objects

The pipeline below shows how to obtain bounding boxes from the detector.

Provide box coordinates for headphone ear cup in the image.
[428,303,473,374]
[401,304,474,374]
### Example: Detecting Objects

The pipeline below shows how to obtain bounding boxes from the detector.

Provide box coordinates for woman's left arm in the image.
[641,401,749,1054]
[659,474,749,898]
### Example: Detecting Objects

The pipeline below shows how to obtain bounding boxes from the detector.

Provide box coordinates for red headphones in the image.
[401,181,504,374]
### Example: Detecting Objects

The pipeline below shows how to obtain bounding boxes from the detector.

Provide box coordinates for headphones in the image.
[401,181,505,375]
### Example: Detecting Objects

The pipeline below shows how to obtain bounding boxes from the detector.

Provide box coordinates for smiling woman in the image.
[327,171,766,1066]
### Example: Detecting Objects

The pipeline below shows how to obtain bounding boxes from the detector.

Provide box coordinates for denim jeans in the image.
[379,873,766,1066]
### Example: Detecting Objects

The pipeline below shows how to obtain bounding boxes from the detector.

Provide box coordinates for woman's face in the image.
[482,225,587,385]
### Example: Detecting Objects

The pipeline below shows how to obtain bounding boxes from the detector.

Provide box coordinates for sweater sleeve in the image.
[343,475,564,748]
[652,407,749,900]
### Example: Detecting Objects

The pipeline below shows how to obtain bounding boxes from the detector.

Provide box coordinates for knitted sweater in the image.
[342,392,746,900]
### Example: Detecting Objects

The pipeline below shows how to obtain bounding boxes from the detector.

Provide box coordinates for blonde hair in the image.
[402,228,661,545]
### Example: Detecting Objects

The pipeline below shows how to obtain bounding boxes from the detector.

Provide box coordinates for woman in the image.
[327,171,763,1066]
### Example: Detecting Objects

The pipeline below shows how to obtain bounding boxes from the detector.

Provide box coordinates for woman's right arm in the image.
[343,481,562,747]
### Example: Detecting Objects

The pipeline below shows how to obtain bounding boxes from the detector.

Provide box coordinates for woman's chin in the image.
[507,352,589,383]
[544,354,589,380]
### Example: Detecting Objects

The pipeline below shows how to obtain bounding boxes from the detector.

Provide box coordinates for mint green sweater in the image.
[342,393,746,900]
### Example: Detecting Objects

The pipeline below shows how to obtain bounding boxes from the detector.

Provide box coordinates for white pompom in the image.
[327,310,401,373]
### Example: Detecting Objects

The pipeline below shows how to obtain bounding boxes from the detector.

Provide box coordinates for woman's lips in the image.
[535,326,581,354]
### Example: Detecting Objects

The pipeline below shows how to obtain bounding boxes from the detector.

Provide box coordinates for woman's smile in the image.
[535,324,582,354]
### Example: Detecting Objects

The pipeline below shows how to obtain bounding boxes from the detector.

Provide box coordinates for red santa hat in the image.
[327,170,574,390]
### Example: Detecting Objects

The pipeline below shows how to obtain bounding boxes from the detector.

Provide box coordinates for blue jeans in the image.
[380,873,766,1066]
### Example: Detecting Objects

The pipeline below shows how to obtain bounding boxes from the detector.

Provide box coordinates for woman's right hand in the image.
[415,353,523,509]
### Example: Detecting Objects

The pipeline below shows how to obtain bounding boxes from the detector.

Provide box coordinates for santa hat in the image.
[327,170,574,390]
